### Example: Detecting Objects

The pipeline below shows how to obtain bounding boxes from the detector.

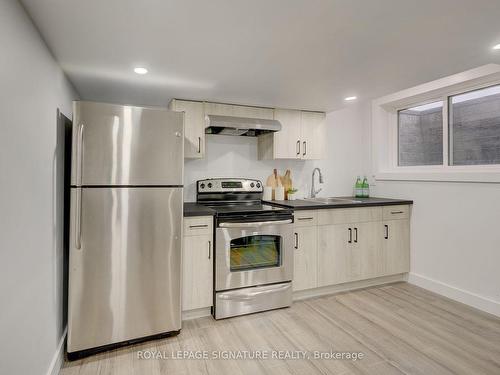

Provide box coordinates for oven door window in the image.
[230,235,281,271]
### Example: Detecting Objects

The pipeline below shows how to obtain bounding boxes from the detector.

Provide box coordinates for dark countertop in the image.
[263,197,413,210]
[183,202,216,217]
[184,197,413,216]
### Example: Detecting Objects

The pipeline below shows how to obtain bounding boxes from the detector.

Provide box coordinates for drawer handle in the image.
[391,211,404,214]
[189,224,208,229]
[297,217,314,221]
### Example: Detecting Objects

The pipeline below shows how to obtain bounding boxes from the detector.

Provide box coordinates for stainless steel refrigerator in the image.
[67,101,184,358]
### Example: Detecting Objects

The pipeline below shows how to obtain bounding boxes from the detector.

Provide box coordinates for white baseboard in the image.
[408,272,500,317]
[46,327,67,375]
[182,307,212,320]
[293,273,407,301]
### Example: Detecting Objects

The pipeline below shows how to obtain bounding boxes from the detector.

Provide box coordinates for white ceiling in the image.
[21,0,500,112]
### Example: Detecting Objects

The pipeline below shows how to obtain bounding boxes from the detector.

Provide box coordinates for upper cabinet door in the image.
[300,111,326,160]
[170,100,205,159]
[72,101,184,186]
[274,109,302,159]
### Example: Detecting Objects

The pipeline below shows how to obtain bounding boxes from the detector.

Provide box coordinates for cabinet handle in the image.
[297,217,314,221]
[189,224,208,229]
[354,227,358,243]
[391,211,404,214]
[303,141,306,156]
[296,140,300,156]
[348,228,352,243]
[75,188,82,249]
[384,224,389,240]
[208,240,211,259]
[198,137,201,153]
[294,232,298,249]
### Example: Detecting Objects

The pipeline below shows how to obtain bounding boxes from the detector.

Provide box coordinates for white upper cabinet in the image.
[170,98,325,160]
[232,104,274,119]
[204,102,273,119]
[274,109,302,159]
[258,109,326,160]
[169,99,205,159]
[300,111,326,160]
[203,102,235,117]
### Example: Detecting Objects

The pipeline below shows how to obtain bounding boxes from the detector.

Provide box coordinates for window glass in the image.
[230,235,281,271]
[398,101,443,166]
[449,85,500,165]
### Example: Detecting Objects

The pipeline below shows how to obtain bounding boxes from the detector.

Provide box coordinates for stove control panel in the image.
[197,178,262,193]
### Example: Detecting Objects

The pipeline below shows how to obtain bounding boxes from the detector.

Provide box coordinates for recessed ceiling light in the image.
[344,96,357,101]
[134,67,148,75]
[493,44,500,50]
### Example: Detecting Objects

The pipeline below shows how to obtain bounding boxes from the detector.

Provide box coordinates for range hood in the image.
[205,115,281,136]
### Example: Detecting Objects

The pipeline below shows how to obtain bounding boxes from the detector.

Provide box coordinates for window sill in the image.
[375,170,500,183]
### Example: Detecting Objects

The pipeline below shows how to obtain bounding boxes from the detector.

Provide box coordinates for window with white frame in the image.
[396,84,500,168]
[398,101,443,166]
[449,85,500,166]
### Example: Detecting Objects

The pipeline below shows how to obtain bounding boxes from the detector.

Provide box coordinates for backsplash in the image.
[184,106,370,201]
[184,135,313,201]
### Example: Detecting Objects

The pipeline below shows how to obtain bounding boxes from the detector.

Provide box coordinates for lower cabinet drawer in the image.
[317,207,382,225]
[382,205,410,220]
[184,216,213,236]
[294,210,317,227]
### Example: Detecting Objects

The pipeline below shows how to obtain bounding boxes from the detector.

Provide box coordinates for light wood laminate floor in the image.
[61,282,500,375]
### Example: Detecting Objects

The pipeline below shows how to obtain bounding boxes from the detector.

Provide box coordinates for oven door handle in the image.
[218,219,293,228]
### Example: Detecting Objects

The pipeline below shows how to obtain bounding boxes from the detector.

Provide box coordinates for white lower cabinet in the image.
[381,219,410,276]
[182,216,213,311]
[293,225,318,291]
[354,221,383,280]
[303,206,410,291]
[317,223,351,286]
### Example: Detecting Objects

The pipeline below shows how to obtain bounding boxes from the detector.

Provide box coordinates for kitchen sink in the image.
[304,197,364,204]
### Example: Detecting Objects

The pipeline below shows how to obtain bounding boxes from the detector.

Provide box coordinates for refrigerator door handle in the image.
[75,188,82,249]
[77,123,84,186]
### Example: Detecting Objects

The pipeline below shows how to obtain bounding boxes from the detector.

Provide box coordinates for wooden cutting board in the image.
[266,169,279,188]
[280,169,292,199]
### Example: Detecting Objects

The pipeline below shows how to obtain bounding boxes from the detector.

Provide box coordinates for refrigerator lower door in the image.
[68,187,182,354]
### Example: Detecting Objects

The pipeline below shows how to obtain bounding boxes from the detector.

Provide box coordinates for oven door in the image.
[215,219,293,291]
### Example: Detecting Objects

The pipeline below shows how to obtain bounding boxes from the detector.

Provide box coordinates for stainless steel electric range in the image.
[196,178,294,319]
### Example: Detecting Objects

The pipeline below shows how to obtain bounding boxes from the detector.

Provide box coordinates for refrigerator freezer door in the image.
[71,101,184,186]
[68,187,182,353]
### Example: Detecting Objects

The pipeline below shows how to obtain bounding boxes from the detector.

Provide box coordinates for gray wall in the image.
[0,1,77,374]
[399,94,500,166]
[451,93,500,165]
[398,107,443,166]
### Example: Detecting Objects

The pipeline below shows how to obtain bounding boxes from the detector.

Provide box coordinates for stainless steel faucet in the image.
[311,167,324,198]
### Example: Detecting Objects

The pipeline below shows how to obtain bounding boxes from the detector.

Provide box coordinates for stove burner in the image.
[195,178,289,217]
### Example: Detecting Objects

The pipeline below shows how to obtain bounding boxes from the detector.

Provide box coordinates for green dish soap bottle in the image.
[362,176,369,198]
[355,176,363,198]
